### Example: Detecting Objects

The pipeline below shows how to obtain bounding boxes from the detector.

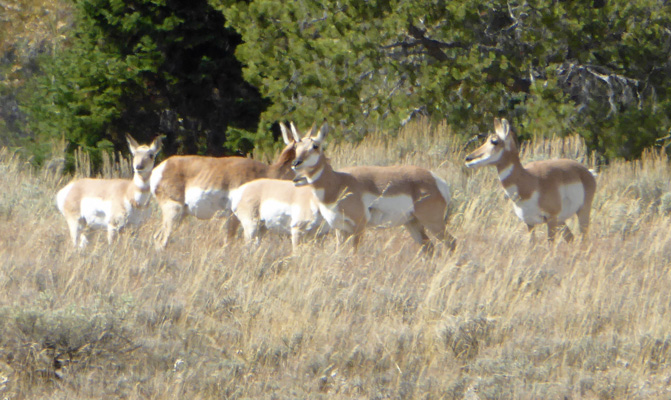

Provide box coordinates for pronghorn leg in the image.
[526,224,537,244]
[156,200,183,248]
[413,203,456,251]
[404,219,434,254]
[576,206,591,237]
[65,216,83,247]
[558,222,574,242]
[240,218,260,246]
[224,214,241,240]
[546,219,561,242]
[290,227,301,251]
[350,231,362,253]
[107,225,119,244]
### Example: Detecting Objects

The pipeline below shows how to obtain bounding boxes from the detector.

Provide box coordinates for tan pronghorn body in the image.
[150,125,298,248]
[56,136,162,247]
[465,118,596,241]
[291,123,369,250]
[229,179,327,250]
[342,165,456,252]
[291,122,455,252]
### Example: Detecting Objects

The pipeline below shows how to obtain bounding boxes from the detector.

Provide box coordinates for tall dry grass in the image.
[2,120,671,399]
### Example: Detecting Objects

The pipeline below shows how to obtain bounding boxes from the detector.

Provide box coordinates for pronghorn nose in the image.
[292,160,302,168]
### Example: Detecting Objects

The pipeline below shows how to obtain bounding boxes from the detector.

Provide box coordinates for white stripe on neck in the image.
[498,164,514,181]
[134,173,150,191]
[307,167,324,184]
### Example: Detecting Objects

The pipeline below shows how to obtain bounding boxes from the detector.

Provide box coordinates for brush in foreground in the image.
[465,118,596,241]
[56,135,162,247]
[149,124,298,248]
[292,121,455,252]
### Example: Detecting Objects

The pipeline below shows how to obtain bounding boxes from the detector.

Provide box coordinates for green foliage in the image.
[23,0,267,169]
[214,0,671,159]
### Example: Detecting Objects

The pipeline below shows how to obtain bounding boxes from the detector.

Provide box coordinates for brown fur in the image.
[57,135,161,247]
[465,118,597,241]
[151,137,297,248]
[292,123,455,252]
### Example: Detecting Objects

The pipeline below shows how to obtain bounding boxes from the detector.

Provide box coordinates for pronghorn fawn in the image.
[465,118,596,242]
[291,122,455,253]
[150,123,298,248]
[229,178,327,250]
[56,135,162,247]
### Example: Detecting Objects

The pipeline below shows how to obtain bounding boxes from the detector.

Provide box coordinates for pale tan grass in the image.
[2,121,671,398]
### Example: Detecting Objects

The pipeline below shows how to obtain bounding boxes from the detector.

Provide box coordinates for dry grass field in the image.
[2,120,671,399]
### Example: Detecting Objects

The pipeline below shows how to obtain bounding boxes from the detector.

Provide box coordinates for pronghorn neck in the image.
[494,147,525,182]
[302,158,339,202]
[130,171,152,207]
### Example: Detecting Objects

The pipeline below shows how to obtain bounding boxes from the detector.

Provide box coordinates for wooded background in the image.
[1,0,670,168]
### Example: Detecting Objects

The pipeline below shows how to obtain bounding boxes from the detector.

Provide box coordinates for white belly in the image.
[80,197,113,228]
[318,202,355,232]
[185,187,229,219]
[362,193,414,228]
[556,182,585,222]
[259,199,293,234]
[505,186,546,225]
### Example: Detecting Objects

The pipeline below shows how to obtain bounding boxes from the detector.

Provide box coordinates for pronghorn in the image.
[150,124,298,248]
[229,178,327,250]
[291,122,455,252]
[465,118,597,241]
[56,135,162,247]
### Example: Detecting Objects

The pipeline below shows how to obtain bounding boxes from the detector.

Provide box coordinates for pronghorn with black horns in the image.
[56,135,162,247]
[291,121,455,252]
[465,118,596,241]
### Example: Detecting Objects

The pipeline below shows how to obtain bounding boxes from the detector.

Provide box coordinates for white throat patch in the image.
[306,167,324,184]
[498,164,514,181]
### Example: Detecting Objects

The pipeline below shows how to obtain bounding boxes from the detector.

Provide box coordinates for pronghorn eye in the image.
[491,138,500,146]
[312,144,319,150]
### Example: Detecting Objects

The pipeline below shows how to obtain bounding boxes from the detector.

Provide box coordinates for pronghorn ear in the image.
[314,121,328,143]
[279,122,292,145]
[126,135,140,155]
[150,135,163,154]
[493,118,508,140]
[289,122,301,142]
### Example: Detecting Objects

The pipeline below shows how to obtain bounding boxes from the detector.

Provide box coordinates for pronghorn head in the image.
[465,118,517,168]
[127,135,162,176]
[291,121,328,186]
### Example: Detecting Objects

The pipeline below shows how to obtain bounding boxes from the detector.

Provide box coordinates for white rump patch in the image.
[430,172,451,203]
[56,182,74,213]
[556,182,585,222]
[185,186,229,219]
